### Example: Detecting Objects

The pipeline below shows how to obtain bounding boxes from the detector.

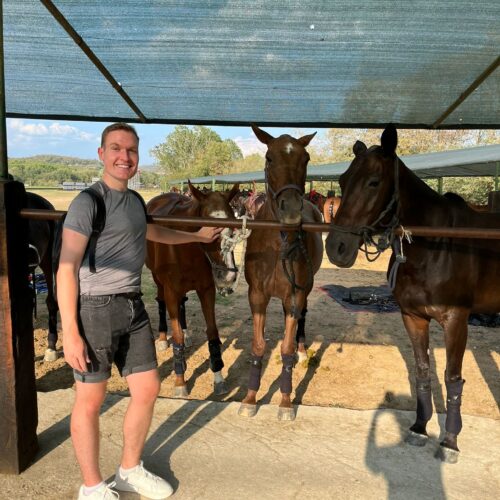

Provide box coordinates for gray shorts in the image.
[75,293,157,383]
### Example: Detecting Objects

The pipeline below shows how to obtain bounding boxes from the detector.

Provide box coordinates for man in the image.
[57,123,222,500]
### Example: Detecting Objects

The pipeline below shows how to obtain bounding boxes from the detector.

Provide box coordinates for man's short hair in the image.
[101,123,139,147]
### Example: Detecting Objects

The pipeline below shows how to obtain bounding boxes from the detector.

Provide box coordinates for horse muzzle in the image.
[276,191,303,225]
[325,230,360,268]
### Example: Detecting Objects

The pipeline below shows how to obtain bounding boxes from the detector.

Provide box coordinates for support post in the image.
[0,180,38,474]
[211,178,216,191]
[437,177,443,195]
[495,162,499,191]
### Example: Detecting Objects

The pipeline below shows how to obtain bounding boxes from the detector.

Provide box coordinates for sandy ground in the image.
[33,248,499,421]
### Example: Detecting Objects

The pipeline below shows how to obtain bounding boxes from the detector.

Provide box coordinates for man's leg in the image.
[71,380,108,486]
[121,368,160,468]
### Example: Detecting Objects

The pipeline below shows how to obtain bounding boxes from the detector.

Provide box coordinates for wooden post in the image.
[488,191,500,213]
[0,180,38,474]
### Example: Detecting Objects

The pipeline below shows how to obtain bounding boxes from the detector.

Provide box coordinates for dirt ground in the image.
[32,245,499,421]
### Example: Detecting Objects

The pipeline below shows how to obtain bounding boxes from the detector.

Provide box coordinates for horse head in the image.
[252,125,316,224]
[189,181,240,290]
[325,124,399,267]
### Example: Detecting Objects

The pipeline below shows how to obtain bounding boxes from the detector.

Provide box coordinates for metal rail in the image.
[19,208,500,240]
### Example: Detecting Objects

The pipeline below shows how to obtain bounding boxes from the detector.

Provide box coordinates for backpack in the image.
[52,186,147,280]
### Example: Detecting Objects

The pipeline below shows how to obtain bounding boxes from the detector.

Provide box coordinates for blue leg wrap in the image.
[172,342,187,375]
[208,338,224,372]
[248,355,263,391]
[415,377,433,423]
[445,378,465,435]
[280,354,295,394]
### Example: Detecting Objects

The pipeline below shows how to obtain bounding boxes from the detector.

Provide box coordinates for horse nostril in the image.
[338,242,345,255]
[280,199,285,211]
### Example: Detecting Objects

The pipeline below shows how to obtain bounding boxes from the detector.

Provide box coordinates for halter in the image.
[265,164,313,318]
[329,157,403,262]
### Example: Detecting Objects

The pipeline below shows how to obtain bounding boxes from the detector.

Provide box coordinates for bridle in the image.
[329,157,402,262]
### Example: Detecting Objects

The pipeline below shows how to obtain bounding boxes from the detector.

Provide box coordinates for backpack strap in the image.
[128,188,148,218]
[81,187,106,273]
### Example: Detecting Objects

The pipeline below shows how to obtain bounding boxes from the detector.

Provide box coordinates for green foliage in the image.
[9,156,101,186]
[151,125,243,180]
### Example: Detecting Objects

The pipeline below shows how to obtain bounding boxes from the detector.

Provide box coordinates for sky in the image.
[7,118,323,167]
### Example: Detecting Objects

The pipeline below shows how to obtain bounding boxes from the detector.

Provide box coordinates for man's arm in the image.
[56,227,90,373]
[146,224,222,245]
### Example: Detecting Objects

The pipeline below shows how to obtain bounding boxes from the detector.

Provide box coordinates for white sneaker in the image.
[114,461,173,499]
[77,481,119,499]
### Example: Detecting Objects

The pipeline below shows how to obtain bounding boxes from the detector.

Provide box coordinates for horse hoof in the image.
[214,380,229,395]
[183,330,192,348]
[277,407,295,421]
[173,385,188,398]
[405,430,428,447]
[43,348,58,362]
[238,403,257,418]
[296,351,308,363]
[435,445,459,464]
[157,340,169,351]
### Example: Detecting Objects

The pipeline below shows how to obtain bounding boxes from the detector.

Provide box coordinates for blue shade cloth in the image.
[4,1,499,127]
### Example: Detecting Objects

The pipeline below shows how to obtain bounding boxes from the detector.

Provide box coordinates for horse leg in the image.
[435,308,469,463]
[196,287,227,395]
[278,313,299,421]
[402,313,433,447]
[40,251,59,362]
[164,290,188,398]
[153,275,168,351]
[239,289,269,417]
[296,304,308,363]
[180,295,192,348]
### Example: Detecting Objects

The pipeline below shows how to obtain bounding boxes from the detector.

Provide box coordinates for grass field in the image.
[29,188,163,210]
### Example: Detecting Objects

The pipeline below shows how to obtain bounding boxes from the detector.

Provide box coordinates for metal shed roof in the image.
[172,144,500,185]
[4,1,499,129]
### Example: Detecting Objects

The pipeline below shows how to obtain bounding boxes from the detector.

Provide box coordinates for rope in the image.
[219,215,252,294]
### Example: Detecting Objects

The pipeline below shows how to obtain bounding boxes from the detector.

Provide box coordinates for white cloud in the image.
[8,119,98,143]
[233,136,266,157]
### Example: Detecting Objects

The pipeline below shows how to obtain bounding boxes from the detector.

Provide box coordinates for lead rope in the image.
[219,215,252,294]
[387,225,413,291]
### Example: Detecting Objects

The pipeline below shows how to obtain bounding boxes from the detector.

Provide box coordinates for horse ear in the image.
[298,132,317,147]
[381,124,398,156]
[251,124,274,145]
[226,183,240,202]
[188,180,206,200]
[353,141,367,157]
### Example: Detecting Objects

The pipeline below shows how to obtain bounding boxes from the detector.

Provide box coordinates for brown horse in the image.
[325,125,500,462]
[239,125,323,420]
[145,182,239,396]
[323,195,342,224]
[27,192,59,361]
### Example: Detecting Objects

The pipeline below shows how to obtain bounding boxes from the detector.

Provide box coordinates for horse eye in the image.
[368,178,380,188]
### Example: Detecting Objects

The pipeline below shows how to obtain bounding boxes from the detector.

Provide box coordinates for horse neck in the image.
[397,162,448,226]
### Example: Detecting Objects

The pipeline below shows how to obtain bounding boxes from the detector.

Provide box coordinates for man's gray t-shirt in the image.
[64,181,146,295]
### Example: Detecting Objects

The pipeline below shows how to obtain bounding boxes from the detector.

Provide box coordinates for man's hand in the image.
[63,328,90,373]
[196,226,223,243]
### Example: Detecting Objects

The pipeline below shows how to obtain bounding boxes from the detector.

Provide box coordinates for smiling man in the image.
[57,123,222,499]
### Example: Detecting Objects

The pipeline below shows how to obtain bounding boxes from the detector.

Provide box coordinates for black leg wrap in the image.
[280,354,295,394]
[248,355,263,391]
[415,377,433,423]
[296,307,307,344]
[180,295,188,330]
[156,299,168,333]
[172,342,187,375]
[47,331,58,350]
[445,378,465,435]
[208,338,224,372]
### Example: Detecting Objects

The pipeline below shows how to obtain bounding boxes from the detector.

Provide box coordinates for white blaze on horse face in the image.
[285,142,294,154]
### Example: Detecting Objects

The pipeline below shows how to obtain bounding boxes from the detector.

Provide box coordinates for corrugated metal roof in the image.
[172,144,500,185]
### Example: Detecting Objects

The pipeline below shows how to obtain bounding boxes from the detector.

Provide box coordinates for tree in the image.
[151,125,243,179]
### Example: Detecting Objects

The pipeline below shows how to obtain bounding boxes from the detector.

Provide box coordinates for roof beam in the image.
[432,56,500,129]
[40,0,147,123]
